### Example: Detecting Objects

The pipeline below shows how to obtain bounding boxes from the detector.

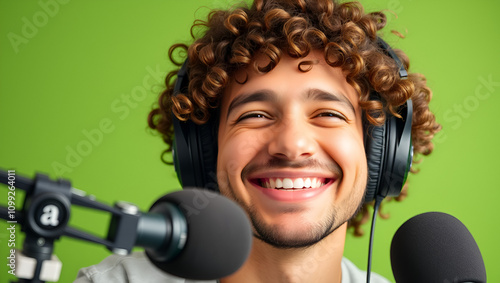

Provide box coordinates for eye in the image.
[314,110,347,121]
[235,111,271,123]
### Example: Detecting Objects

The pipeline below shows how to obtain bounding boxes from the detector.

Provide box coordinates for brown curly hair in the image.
[148,0,441,236]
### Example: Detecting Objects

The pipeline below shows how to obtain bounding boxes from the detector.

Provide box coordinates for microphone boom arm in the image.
[0,169,144,283]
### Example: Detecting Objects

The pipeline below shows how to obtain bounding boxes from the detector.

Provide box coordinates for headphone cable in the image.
[366,195,385,283]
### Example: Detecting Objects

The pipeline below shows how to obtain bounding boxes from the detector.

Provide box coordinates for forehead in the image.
[221,50,360,111]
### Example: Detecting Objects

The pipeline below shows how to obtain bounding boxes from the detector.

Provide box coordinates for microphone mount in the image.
[0,169,145,283]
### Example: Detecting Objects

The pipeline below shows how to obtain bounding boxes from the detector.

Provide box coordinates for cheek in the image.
[217,129,271,180]
[322,129,366,174]
[217,137,241,183]
[340,137,365,168]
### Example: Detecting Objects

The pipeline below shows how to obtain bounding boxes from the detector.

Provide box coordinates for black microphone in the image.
[390,212,486,283]
[0,170,252,282]
[138,188,252,280]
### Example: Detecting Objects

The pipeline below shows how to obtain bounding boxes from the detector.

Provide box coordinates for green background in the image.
[1,0,499,282]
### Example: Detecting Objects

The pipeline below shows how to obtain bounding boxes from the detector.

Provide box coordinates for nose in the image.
[267,117,317,161]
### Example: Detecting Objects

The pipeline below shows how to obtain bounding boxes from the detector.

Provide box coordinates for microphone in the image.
[390,212,486,283]
[139,188,252,280]
[0,171,252,282]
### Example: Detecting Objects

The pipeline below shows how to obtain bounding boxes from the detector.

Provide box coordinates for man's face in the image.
[217,51,367,249]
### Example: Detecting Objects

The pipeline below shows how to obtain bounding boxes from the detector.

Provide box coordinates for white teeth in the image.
[275,178,283,188]
[260,177,327,189]
[270,178,276,188]
[315,179,321,187]
[283,178,294,189]
[304,178,311,188]
[293,178,304,189]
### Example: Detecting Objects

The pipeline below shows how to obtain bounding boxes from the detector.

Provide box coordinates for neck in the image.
[221,223,347,283]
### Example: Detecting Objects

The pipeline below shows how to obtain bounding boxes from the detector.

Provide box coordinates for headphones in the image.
[171,37,413,203]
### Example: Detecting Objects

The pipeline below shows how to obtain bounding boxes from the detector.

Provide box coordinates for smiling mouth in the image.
[251,177,332,191]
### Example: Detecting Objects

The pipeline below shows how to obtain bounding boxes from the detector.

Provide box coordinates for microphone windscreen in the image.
[146,188,252,280]
[390,212,486,283]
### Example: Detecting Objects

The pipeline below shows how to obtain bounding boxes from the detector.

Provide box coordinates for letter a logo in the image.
[40,204,60,227]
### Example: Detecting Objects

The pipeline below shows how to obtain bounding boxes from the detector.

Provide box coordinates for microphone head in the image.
[146,188,252,280]
[390,212,486,283]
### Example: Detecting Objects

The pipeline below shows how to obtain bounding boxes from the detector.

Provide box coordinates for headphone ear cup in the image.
[363,99,414,203]
[172,116,218,191]
[364,121,386,203]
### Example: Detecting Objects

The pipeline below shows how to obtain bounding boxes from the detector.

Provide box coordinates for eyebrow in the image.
[306,88,356,115]
[226,90,277,119]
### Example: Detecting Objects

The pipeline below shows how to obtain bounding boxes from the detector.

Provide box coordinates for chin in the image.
[249,206,340,249]
[253,221,340,249]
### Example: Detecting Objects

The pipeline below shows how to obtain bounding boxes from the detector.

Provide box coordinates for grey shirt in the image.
[75,251,391,283]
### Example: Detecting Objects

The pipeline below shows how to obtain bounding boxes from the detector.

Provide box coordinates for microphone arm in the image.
[0,169,151,283]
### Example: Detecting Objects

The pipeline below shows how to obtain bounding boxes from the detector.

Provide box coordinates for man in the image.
[76,0,440,282]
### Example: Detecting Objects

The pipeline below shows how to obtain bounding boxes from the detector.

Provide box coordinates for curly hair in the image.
[148,0,441,236]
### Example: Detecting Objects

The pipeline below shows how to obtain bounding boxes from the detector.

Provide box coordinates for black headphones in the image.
[171,37,413,203]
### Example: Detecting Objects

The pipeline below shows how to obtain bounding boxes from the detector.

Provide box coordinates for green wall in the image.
[1,0,499,282]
